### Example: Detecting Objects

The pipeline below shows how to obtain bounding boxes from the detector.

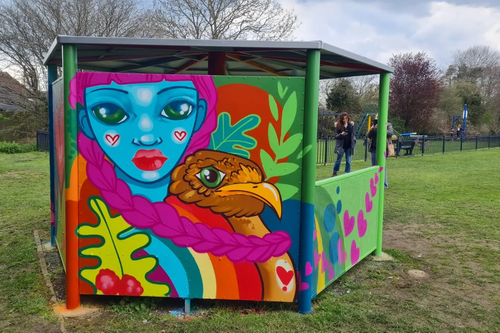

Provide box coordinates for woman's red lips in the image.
[132,149,168,171]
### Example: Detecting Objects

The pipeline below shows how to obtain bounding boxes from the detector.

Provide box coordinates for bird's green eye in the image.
[196,167,226,188]
[161,101,193,120]
[92,103,128,125]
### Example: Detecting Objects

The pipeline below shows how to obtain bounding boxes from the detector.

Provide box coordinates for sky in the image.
[280,0,500,69]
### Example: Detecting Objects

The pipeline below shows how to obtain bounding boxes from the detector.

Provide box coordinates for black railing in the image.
[34,130,500,161]
[36,130,49,152]
[316,135,500,164]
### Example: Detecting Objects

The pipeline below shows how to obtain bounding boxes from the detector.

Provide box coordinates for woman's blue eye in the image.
[92,103,128,125]
[161,101,193,120]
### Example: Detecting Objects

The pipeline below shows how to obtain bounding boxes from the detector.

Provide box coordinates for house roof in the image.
[43,35,393,79]
[0,103,22,112]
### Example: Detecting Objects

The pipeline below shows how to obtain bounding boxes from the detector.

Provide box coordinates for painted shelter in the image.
[43,36,393,313]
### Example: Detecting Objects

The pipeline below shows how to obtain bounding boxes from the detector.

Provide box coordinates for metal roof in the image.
[43,35,393,79]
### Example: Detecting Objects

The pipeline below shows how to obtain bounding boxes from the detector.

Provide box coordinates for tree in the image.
[0,0,155,135]
[452,46,500,98]
[350,75,379,106]
[152,0,299,40]
[455,82,487,126]
[389,52,442,132]
[325,78,362,115]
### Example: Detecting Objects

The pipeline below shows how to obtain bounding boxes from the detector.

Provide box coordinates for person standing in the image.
[332,112,355,177]
[456,125,463,139]
[367,115,393,189]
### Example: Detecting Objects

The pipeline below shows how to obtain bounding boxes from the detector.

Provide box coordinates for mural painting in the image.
[311,167,382,297]
[69,73,306,301]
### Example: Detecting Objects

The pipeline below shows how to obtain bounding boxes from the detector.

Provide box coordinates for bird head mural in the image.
[169,150,296,301]
[169,150,282,219]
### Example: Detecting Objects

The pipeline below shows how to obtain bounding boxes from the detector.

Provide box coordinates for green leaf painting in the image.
[280,91,297,141]
[259,82,305,202]
[260,150,275,172]
[265,163,299,178]
[276,183,299,201]
[276,133,302,160]
[278,81,288,99]
[268,124,280,153]
[268,95,279,121]
[210,112,260,158]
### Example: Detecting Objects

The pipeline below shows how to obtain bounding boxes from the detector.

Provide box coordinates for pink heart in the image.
[297,272,309,291]
[365,193,373,213]
[174,130,187,141]
[328,263,335,280]
[314,250,321,269]
[105,134,119,146]
[337,239,347,264]
[305,261,313,276]
[313,230,317,241]
[370,178,377,198]
[321,252,327,274]
[379,166,384,173]
[374,172,379,185]
[350,240,360,265]
[357,210,367,238]
[343,210,355,237]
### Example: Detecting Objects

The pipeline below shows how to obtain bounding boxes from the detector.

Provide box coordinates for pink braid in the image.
[78,132,292,263]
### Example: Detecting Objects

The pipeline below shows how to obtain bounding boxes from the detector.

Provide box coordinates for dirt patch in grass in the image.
[0,170,35,179]
[378,221,500,329]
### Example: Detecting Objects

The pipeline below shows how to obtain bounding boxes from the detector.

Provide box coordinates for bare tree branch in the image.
[152,0,299,41]
[0,0,156,139]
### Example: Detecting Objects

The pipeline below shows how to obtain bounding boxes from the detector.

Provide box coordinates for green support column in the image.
[298,49,320,314]
[62,44,80,309]
[375,72,390,256]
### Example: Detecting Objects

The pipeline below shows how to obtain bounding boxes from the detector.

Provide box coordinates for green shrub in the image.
[0,141,37,154]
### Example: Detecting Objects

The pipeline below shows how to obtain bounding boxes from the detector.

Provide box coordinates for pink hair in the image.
[78,132,292,262]
[70,72,217,159]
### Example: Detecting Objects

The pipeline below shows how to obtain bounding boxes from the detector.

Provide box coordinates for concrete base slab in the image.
[372,252,394,262]
[53,304,100,318]
[42,242,57,251]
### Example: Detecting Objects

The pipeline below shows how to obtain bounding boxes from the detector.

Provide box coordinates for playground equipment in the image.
[43,36,393,314]
[452,104,468,138]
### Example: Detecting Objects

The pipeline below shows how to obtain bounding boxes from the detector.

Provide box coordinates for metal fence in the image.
[317,135,500,164]
[35,130,500,161]
[36,130,49,152]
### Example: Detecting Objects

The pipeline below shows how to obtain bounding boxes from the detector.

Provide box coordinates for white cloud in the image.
[281,0,500,67]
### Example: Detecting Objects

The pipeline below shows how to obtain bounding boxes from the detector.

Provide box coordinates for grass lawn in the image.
[1,149,499,332]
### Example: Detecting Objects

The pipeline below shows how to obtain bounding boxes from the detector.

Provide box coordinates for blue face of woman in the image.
[79,80,207,183]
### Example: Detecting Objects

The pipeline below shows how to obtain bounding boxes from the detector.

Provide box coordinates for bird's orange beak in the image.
[215,182,282,219]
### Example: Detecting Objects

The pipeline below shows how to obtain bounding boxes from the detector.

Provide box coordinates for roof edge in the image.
[321,42,393,73]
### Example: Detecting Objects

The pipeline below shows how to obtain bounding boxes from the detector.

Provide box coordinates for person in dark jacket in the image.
[332,112,356,177]
[367,114,393,189]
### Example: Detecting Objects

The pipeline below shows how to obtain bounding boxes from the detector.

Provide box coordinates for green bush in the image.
[0,141,37,154]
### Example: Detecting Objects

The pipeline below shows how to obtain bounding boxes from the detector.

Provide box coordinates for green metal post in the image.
[63,44,80,310]
[375,72,390,256]
[298,49,320,314]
